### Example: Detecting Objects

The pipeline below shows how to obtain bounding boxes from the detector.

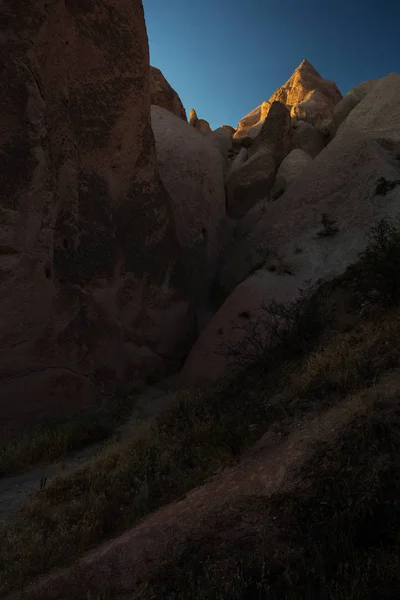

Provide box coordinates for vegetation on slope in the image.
[1,219,400,597]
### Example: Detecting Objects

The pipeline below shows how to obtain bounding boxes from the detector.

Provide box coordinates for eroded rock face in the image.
[220,132,400,300]
[292,120,326,158]
[151,106,226,308]
[270,59,342,124]
[233,60,342,146]
[271,149,313,199]
[226,150,276,218]
[234,101,271,142]
[189,108,198,126]
[225,103,292,217]
[335,73,400,143]
[182,133,400,385]
[206,128,233,166]
[0,0,193,430]
[248,101,293,166]
[150,66,187,121]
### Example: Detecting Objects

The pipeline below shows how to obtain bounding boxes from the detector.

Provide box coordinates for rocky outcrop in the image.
[271,149,313,199]
[292,120,326,158]
[233,60,342,148]
[0,0,193,430]
[151,106,226,307]
[270,59,342,124]
[220,125,236,135]
[248,101,293,166]
[196,119,212,134]
[225,147,248,180]
[225,102,292,217]
[186,132,400,383]
[206,128,233,164]
[150,66,187,121]
[335,73,400,144]
[189,108,199,126]
[219,132,400,299]
[329,79,378,137]
[234,101,271,142]
[189,108,212,134]
[226,150,276,218]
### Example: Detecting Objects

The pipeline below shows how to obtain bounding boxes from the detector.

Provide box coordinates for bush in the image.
[220,282,330,372]
[347,219,400,309]
[317,213,339,237]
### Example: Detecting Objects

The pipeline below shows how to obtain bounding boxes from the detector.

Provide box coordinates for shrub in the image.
[220,282,329,372]
[317,213,339,237]
[347,218,400,309]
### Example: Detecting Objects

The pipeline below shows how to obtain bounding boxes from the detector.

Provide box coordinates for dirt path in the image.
[11,370,399,600]
[0,385,173,522]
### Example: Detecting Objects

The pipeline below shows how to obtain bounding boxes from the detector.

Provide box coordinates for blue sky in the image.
[143,0,400,130]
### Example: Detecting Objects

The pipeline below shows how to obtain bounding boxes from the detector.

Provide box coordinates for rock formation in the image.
[270,148,313,199]
[0,0,193,429]
[292,120,326,158]
[233,59,342,147]
[181,131,400,384]
[269,59,342,124]
[149,66,187,121]
[189,108,199,126]
[248,101,293,165]
[226,150,276,217]
[226,102,292,217]
[234,101,272,142]
[151,106,226,308]
[335,73,400,144]
[188,108,212,134]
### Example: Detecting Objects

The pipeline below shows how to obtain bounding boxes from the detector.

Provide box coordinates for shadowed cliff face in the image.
[0,0,193,430]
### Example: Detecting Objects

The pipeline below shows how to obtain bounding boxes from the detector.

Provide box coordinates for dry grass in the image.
[2,220,400,596]
[0,394,136,477]
[2,300,400,596]
[293,308,400,399]
[143,398,400,600]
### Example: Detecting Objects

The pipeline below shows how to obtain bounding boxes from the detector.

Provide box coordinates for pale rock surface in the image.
[248,101,293,167]
[220,125,236,135]
[150,66,187,121]
[181,133,400,384]
[225,103,292,217]
[292,120,326,158]
[225,147,248,180]
[151,106,226,305]
[336,73,400,143]
[219,132,400,298]
[196,118,212,134]
[189,108,212,134]
[226,150,276,217]
[0,0,193,430]
[271,149,313,199]
[206,128,233,164]
[189,108,198,126]
[234,101,271,142]
[270,59,342,124]
[329,79,379,136]
[233,60,342,147]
